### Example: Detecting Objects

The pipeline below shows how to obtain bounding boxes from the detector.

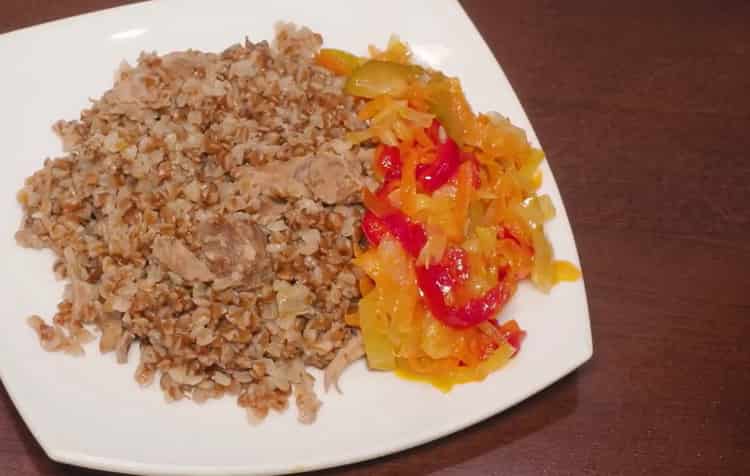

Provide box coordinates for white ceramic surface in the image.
[0,1,592,474]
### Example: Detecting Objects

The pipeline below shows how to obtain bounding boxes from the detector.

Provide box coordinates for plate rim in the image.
[0,1,593,474]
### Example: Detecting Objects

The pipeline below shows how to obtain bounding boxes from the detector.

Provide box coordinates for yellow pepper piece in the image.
[369,35,412,64]
[359,288,395,370]
[554,260,582,282]
[314,48,365,76]
[357,95,390,121]
[345,60,423,99]
[426,75,476,145]
[531,170,543,190]
[531,226,555,293]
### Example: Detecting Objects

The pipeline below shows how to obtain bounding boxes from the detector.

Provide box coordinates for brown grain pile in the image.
[16,23,374,424]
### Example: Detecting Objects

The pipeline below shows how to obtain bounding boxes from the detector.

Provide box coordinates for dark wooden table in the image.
[2,1,749,475]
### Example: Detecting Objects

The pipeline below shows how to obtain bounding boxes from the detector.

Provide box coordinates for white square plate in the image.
[0,1,592,474]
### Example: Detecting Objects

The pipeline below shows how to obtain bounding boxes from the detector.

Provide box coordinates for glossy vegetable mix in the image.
[317,37,581,391]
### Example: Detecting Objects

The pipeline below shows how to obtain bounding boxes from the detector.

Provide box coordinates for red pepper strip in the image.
[498,228,534,280]
[443,246,470,285]
[500,226,535,258]
[417,135,461,192]
[496,265,510,283]
[500,226,535,255]
[497,320,526,354]
[361,210,427,257]
[361,210,390,245]
[500,226,522,246]
[383,213,427,257]
[374,145,402,181]
[416,260,511,329]
[430,247,468,294]
[505,330,526,354]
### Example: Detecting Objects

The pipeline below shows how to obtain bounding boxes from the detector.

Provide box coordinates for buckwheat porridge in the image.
[16,23,373,424]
